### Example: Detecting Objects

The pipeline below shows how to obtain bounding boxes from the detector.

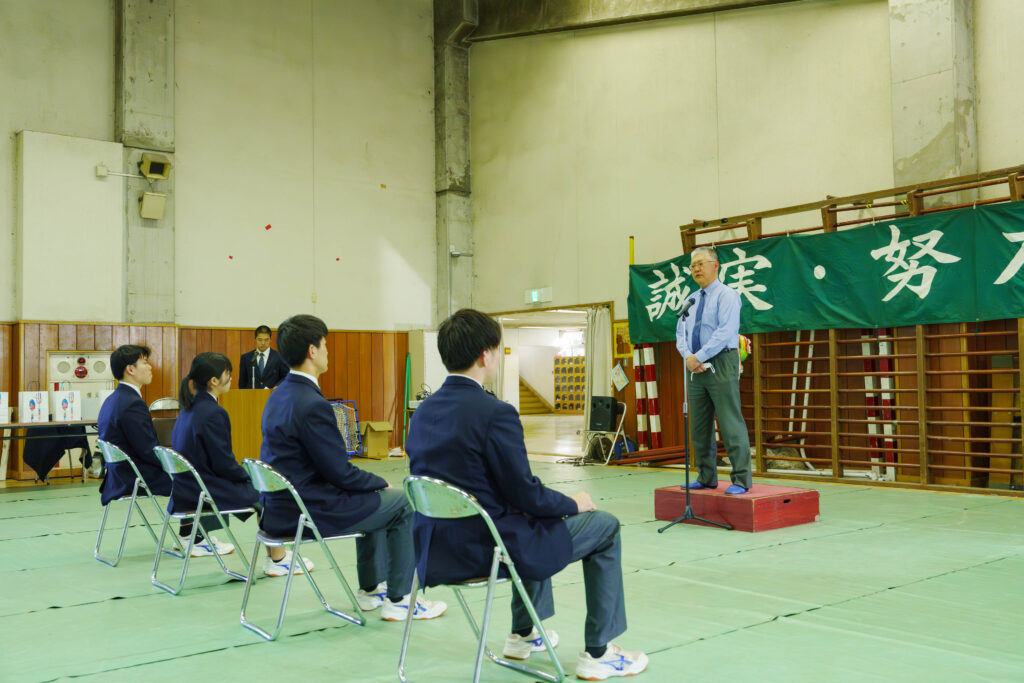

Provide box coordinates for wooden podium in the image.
[219,390,271,464]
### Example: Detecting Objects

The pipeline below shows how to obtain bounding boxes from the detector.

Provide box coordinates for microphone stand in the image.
[659,305,732,533]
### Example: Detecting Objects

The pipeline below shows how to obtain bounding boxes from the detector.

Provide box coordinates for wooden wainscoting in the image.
[2,322,408,480]
[178,327,409,451]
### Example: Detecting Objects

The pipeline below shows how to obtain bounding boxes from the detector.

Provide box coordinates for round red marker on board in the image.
[228,255,233,260]
[265,224,272,230]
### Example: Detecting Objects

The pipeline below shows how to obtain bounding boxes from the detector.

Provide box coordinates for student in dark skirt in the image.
[169,352,259,557]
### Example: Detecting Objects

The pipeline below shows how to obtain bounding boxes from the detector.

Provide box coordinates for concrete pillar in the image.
[116,0,175,322]
[889,0,977,189]
[434,0,477,324]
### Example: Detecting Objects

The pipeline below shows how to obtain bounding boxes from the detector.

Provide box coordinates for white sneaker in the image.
[380,594,447,621]
[180,534,234,558]
[356,581,388,610]
[575,643,648,680]
[503,627,559,660]
[262,550,314,577]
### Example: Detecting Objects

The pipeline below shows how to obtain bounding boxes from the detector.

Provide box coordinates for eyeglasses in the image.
[690,260,714,269]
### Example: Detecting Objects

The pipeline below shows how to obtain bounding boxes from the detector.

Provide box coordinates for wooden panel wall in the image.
[5,322,176,479]
[179,327,409,448]
[16,322,177,404]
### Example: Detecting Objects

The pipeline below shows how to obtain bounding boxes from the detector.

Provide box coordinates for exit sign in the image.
[524,287,552,304]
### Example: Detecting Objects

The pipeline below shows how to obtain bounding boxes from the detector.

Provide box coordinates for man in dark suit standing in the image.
[97,345,171,505]
[405,309,648,681]
[239,325,289,389]
[257,314,446,622]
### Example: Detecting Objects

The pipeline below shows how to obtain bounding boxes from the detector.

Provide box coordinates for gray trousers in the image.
[335,488,415,601]
[688,348,752,489]
[512,510,626,648]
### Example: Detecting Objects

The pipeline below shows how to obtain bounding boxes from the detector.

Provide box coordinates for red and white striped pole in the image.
[633,345,648,450]
[642,344,663,449]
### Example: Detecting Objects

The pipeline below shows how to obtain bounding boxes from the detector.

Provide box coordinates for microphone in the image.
[677,297,697,318]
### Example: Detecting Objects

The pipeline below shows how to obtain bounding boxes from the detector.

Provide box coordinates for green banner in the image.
[628,202,1024,343]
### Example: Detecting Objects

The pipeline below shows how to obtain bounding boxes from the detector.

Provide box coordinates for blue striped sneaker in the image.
[262,550,314,577]
[503,627,559,660]
[356,582,388,610]
[575,643,648,680]
[179,534,234,558]
[380,594,447,621]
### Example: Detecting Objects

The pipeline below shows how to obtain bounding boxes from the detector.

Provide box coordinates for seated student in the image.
[169,352,260,556]
[98,345,172,506]
[257,313,446,621]
[405,309,648,681]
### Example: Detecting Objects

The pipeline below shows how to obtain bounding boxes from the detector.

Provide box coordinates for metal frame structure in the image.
[94,439,182,567]
[399,475,564,683]
[150,446,254,595]
[238,459,365,641]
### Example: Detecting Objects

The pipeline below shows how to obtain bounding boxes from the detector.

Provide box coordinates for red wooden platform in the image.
[654,483,820,532]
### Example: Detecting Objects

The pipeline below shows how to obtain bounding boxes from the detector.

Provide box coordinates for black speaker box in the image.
[589,396,617,432]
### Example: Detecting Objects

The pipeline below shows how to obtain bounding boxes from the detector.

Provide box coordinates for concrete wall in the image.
[470,0,895,314]
[1,0,434,329]
[174,0,435,329]
[975,0,1024,173]
[0,0,115,321]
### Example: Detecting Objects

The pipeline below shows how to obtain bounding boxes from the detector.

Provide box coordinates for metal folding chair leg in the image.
[94,482,162,567]
[398,546,564,683]
[239,532,364,641]
[152,509,252,595]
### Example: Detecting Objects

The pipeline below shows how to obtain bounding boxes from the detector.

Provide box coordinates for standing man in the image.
[257,314,446,623]
[240,325,289,389]
[406,309,648,680]
[97,345,171,505]
[675,246,752,495]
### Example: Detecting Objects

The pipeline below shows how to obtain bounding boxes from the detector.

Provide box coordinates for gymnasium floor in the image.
[2,454,1023,682]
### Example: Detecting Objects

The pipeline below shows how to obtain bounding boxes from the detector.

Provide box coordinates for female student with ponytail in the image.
[168,352,258,557]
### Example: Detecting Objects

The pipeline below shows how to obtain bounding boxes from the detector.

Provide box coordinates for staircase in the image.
[519,378,552,415]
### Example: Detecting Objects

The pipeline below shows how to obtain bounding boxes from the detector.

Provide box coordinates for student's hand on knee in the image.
[572,492,597,513]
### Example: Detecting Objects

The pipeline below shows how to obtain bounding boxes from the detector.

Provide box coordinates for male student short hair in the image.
[437,308,502,372]
[277,314,328,367]
[110,345,151,381]
[254,325,272,338]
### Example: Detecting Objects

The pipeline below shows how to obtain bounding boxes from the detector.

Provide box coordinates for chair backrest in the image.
[403,475,508,557]
[96,439,152,492]
[241,459,318,531]
[152,445,193,475]
[96,439,129,464]
[149,397,180,412]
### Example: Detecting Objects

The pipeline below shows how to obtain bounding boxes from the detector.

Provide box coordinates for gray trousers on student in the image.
[512,510,626,648]
[688,348,752,489]
[335,488,415,601]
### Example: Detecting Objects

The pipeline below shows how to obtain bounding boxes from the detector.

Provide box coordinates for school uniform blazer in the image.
[258,373,387,537]
[239,348,289,389]
[168,391,258,514]
[406,375,578,586]
[97,383,171,505]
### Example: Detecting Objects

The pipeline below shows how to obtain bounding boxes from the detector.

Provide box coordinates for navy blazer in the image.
[406,375,578,586]
[259,373,387,537]
[169,391,258,514]
[97,383,171,505]
[239,348,289,389]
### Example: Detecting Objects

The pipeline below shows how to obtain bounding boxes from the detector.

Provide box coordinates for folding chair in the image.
[238,459,366,641]
[94,439,181,567]
[150,446,255,595]
[398,475,564,683]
